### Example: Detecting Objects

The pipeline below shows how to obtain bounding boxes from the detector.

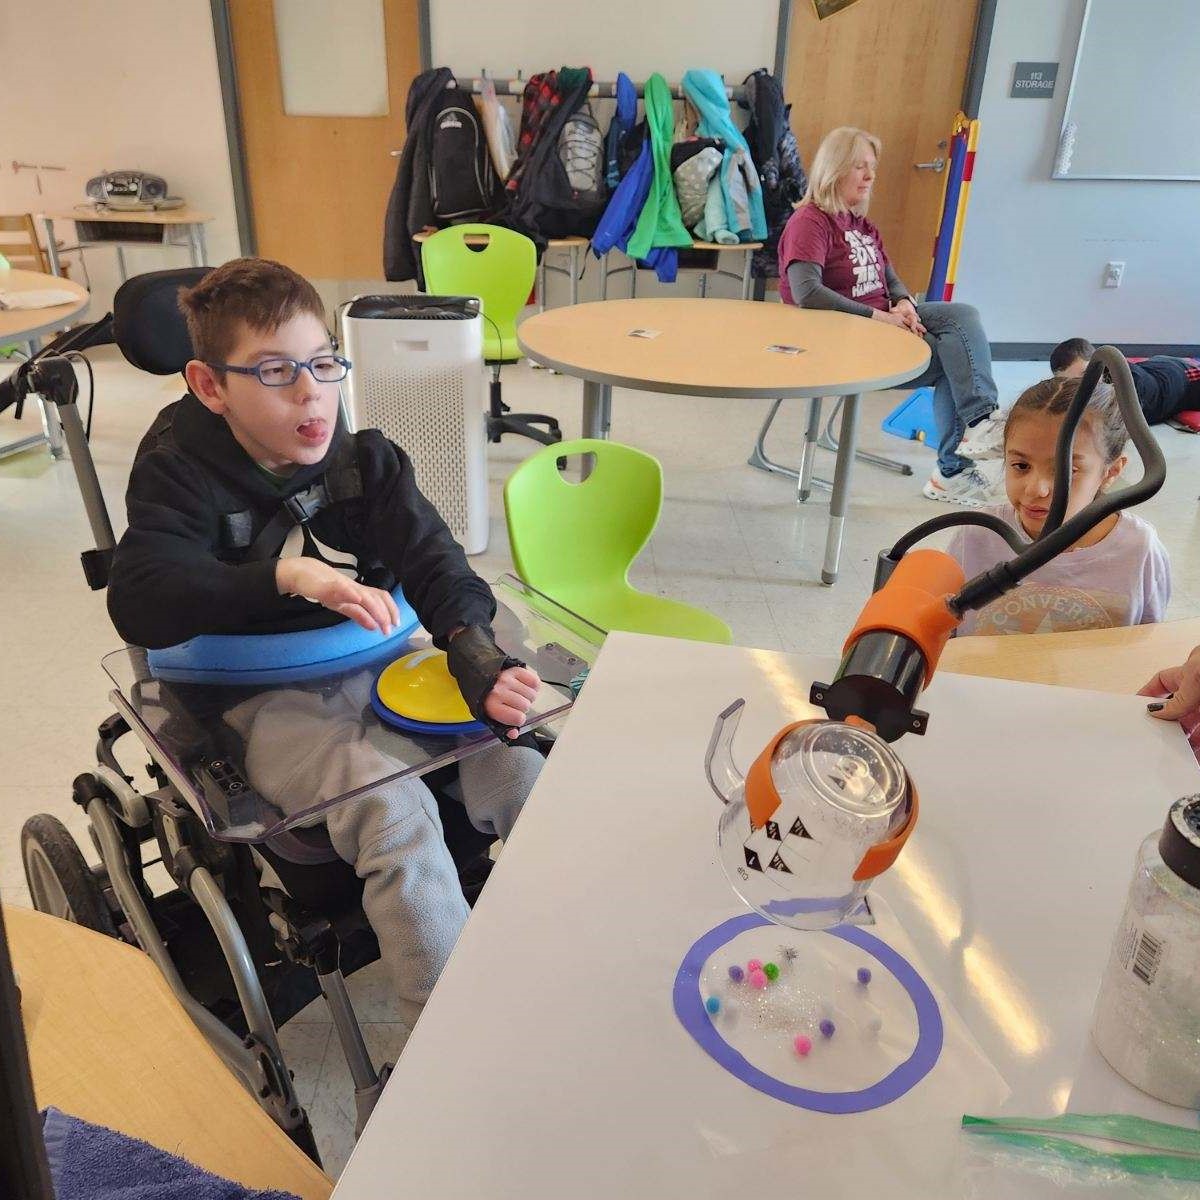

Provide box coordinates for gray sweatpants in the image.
[225,673,543,1028]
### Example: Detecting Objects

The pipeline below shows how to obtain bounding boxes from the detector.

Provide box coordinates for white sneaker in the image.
[956,410,1007,461]
[922,466,994,507]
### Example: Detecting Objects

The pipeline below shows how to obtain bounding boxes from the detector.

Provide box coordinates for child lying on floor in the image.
[1051,337,1200,428]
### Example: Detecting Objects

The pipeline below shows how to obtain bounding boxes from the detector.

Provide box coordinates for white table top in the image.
[516,298,931,397]
[0,267,89,343]
[334,633,1199,1199]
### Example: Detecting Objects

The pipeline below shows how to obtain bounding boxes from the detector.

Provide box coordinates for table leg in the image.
[600,384,612,436]
[797,396,823,502]
[189,223,209,267]
[115,246,128,283]
[538,254,548,314]
[697,272,708,299]
[741,249,753,301]
[629,261,637,299]
[747,398,833,493]
[41,217,63,276]
[569,245,580,307]
[822,393,860,586]
[582,379,605,442]
[599,251,608,301]
[0,431,48,460]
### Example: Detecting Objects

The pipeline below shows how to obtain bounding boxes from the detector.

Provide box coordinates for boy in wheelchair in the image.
[106,257,544,1028]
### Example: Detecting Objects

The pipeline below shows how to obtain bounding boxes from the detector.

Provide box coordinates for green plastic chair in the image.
[420,224,560,446]
[504,439,733,644]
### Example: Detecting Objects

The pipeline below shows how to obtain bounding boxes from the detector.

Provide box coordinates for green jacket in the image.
[626,74,693,260]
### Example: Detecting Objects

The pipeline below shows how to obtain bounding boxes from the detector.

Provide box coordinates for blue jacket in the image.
[604,72,637,190]
[592,139,652,258]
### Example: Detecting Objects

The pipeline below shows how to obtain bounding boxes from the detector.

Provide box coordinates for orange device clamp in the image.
[852,780,919,881]
[844,549,964,685]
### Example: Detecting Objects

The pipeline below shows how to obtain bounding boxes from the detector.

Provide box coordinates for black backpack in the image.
[505,70,607,240]
[430,87,500,222]
[740,69,808,279]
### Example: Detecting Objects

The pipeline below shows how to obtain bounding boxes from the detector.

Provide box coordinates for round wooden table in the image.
[0,267,90,460]
[517,298,930,583]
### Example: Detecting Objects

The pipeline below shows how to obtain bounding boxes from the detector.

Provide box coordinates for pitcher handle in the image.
[705,698,746,806]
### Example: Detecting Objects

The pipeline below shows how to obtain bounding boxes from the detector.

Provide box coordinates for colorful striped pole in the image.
[926,113,979,302]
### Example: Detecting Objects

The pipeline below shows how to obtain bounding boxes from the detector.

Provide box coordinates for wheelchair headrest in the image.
[112,267,211,375]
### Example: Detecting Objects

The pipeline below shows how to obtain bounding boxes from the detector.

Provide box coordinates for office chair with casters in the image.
[420,224,561,447]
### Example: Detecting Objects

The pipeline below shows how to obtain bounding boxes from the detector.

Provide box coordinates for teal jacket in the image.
[682,69,768,242]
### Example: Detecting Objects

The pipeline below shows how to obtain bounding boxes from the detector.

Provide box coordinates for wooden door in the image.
[228,0,421,279]
[785,0,980,292]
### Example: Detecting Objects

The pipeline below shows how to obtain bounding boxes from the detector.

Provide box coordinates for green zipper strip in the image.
[963,1113,1200,1155]
[963,1114,1200,1183]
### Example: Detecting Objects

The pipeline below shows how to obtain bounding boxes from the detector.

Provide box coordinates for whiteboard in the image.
[1053,0,1200,181]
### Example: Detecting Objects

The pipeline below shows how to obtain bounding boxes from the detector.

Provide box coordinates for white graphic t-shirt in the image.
[947,503,1171,636]
[843,228,883,300]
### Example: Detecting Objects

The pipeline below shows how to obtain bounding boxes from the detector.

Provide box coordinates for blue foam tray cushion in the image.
[147,587,420,684]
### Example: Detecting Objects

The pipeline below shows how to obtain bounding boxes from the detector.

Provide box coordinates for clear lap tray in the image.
[101,575,604,843]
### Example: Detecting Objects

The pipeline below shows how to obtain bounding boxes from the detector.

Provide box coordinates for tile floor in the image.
[3,344,1200,1177]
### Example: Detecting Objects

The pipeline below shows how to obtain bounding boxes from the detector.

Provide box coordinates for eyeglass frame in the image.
[204,353,353,387]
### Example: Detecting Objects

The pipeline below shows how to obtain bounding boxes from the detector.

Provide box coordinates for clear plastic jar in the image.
[1092,796,1200,1107]
[717,721,910,931]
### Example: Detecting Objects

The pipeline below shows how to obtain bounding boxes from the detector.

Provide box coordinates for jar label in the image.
[1116,918,1166,987]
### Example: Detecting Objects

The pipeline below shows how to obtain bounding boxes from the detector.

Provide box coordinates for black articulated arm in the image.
[813,347,1165,740]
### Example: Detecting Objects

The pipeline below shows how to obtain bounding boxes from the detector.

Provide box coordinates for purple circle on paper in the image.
[672,913,943,1114]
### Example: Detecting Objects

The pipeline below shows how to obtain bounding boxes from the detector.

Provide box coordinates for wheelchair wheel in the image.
[21,814,118,936]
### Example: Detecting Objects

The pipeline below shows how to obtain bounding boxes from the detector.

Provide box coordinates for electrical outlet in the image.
[1104,261,1125,288]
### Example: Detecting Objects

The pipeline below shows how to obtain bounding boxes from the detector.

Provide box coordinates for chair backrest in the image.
[504,439,662,608]
[0,214,49,273]
[420,224,535,359]
[112,267,210,374]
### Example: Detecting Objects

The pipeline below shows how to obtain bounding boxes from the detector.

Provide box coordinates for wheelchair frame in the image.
[16,332,488,1163]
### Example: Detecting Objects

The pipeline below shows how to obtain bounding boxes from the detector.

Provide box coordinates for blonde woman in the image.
[778,126,1003,506]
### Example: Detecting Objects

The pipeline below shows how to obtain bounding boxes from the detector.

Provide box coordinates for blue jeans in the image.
[908,301,998,476]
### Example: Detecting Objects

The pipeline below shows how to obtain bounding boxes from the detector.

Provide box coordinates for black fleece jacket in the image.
[106,394,495,649]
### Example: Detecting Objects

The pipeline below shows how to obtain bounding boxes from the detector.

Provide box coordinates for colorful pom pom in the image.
[819,1018,836,1039]
[747,958,763,973]
[705,995,721,1015]
[728,964,745,983]
[793,1034,812,1056]
[857,967,872,986]
[763,962,779,981]
[749,969,768,989]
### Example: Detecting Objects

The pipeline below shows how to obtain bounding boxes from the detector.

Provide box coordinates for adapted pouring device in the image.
[706,705,917,930]
[707,349,1167,930]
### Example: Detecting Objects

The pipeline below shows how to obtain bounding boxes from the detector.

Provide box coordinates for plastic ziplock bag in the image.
[961,1112,1200,1196]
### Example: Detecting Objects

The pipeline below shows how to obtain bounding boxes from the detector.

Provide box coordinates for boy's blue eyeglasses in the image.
[207,354,352,387]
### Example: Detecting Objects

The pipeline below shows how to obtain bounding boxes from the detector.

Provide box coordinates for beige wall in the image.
[0,0,240,313]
